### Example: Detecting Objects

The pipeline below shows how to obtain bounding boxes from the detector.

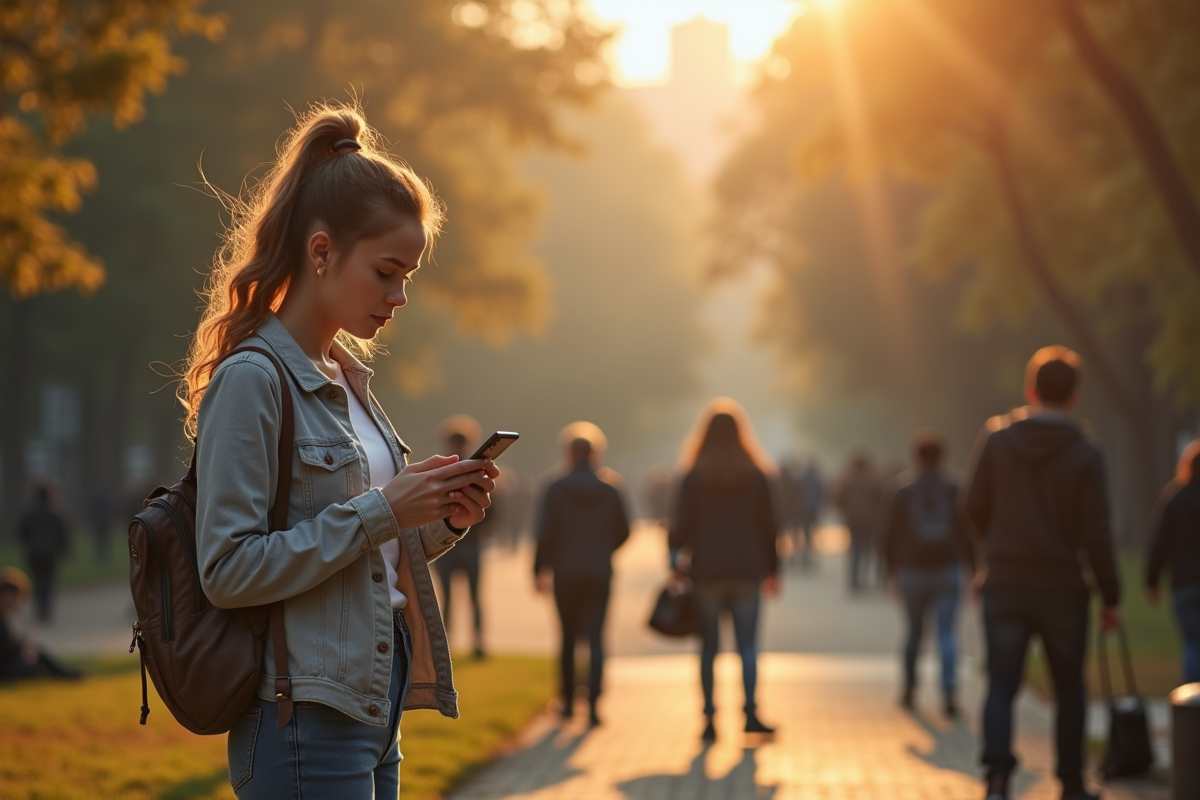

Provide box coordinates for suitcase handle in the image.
[1096,621,1140,700]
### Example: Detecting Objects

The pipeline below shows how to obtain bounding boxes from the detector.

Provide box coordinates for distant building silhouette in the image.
[624,16,745,181]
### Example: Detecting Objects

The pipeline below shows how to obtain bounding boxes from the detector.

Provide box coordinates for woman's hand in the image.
[381,455,498,531]
[445,471,497,530]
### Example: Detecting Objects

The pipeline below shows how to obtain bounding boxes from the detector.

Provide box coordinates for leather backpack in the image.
[128,346,294,735]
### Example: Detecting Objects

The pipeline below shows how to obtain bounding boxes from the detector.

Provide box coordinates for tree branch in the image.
[982,118,1142,424]
[1056,0,1200,282]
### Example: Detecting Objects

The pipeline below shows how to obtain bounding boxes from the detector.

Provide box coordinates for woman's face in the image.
[315,214,427,340]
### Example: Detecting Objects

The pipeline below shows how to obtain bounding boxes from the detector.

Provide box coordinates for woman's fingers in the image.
[452,483,491,510]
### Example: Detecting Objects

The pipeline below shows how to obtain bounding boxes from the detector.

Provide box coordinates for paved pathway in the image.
[38,523,1171,799]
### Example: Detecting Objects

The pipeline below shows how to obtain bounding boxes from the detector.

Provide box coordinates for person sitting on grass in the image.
[0,567,83,681]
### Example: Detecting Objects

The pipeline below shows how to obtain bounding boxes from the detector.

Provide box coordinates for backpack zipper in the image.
[149,496,205,613]
[137,517,173,642]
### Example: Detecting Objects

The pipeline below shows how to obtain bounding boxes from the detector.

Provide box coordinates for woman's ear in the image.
[306,229,332,272]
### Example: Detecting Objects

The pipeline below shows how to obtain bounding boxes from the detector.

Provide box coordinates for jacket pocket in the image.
[227,703,262,790]
[297,439,362,517]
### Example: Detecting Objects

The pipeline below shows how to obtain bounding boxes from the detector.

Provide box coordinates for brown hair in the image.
[1178,438,1200,485]
[678,397,775,488]
[179,102,445,437]
[912,428,945,470]
[1025,345,1082,407]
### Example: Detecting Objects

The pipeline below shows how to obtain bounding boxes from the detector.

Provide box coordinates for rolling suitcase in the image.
[1097,623,1154,779]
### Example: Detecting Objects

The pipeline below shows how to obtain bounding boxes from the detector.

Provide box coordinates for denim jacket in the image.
[195,314,464,726]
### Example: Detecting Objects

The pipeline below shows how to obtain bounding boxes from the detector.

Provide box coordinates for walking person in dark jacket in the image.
[1146,438,1200,684]
[964,346,1121,800]
[881,429,976,719]
[534,422,631,727]
[433,415,490,659]
[17,483,70,623]
[670,398,780,742]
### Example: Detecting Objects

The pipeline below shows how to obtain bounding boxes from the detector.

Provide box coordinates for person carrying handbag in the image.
[669,398,780,743]
[963,346,1122,800]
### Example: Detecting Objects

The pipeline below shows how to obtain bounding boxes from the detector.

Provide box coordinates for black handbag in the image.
[1098,623,1154,779]
[648,581,700,637]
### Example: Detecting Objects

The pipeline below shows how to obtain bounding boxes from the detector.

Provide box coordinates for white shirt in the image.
[332,363,407,609]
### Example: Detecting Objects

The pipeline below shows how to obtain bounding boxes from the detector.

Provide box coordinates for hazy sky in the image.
[588,0,802,83]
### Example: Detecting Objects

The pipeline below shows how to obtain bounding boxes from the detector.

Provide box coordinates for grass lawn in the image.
[0,653,554,800]
[0,529,130,590]
[1026,552,1186,699]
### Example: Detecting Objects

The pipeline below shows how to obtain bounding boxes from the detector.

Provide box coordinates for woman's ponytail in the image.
[180,103,442,438]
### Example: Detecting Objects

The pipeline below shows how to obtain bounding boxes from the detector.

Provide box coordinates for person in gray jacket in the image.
[183,105,498,800]
[534,423,631,727]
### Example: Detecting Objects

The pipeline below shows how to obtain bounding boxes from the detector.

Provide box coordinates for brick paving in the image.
[447,653,1166,800]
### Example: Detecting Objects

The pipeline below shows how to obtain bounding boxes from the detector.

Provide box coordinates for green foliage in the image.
[714,0,1200,445]
[0,653,554,799]
[0,0,224,297]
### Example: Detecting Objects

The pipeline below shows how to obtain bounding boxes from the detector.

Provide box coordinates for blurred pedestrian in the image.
[797,458,824,570]
[880,430,975,718]
[670,398,780,742]
[534,422,631,727]
[964,345,1121,800]
[0,567,82,681]
[87,484,116,564]
[1145,437,1200,684]
[778,456,805,567]
[433,415,489,659]
[17,482,69,623]
[835,452,883,593]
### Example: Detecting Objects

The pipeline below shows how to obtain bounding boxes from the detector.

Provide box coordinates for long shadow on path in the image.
[617,746,777,800]
[905,709,1039,798]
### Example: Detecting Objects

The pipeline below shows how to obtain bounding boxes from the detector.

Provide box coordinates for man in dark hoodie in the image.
[534,424,631,727]
[964,345,1121,800]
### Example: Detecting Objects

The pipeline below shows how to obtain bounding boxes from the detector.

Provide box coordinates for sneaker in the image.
[558,700,573,721]
[984,773,1009,800]
[744,714,776,735]
[588,705,602,728]
[943,695,959,720]
[1060,787,1100,800]
[701,719,717,742]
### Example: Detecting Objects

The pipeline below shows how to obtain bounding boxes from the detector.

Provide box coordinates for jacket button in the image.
[372,572,384,582]
[377,642,389,653]
[323,453,334,465]
[326,388,337,400]
[368,704,380,716]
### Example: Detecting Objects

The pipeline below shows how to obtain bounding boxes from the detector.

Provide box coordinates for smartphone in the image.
[468,431,519,461]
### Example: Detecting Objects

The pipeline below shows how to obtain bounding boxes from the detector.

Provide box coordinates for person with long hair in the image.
[669,398,780,742]
[1146,438,1200,684]
[185,104,498,799]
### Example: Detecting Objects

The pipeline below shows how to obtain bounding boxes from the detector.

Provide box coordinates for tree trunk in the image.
[1,299,32,539]
[984,125,1143,425]
[1056,0,1200,283]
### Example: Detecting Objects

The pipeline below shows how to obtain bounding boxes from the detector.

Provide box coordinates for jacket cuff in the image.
[442,519,469,538]
[350,488,401,550]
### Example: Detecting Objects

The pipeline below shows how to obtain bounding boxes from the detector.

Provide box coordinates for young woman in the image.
[1146,438,1200,683]
[669,398,780,742]
[183,105,498,799]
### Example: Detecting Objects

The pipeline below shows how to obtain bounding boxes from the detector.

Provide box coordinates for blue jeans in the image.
[899,565,962,694]
[1174,583,1200,684]
[695,581,761,717]
[981,587,1088,784]
[227,609,413,800]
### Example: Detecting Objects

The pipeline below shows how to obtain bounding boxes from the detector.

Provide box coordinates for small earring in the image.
[316,264,326,278]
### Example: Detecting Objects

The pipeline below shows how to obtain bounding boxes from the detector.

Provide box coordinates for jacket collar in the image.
[256,314,374,393]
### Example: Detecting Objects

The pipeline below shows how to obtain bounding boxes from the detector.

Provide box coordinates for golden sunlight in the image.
[588,0,800,84]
